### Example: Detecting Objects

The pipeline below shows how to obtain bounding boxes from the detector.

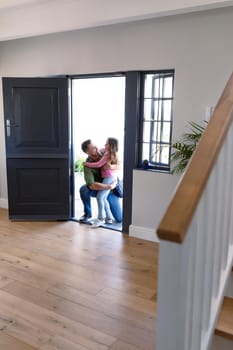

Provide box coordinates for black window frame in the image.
[138,69,175,172]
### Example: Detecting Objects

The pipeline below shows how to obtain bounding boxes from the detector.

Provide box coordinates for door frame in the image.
[70,71,138,233]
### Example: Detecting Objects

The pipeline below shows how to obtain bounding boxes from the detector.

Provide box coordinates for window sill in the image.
[134,167,171,174]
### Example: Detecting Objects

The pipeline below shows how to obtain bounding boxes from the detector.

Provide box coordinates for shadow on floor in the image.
[74,219,122,232]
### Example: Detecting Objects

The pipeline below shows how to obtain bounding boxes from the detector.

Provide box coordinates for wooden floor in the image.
[215,296,233,340]
[0,209,158,350]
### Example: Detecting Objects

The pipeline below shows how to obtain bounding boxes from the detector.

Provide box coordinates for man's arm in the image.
[89,181,116,191]
[84,153,108,169]
[84,165,116,190]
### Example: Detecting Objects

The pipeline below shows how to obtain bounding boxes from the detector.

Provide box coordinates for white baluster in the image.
[202,169,216,337]
[221,131,233,270]
[212,153,224,298]
[156,221,196,350]
[184,222,196,350]
[190,198,206,349]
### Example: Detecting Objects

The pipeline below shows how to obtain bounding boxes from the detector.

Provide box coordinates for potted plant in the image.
[171,121,207,174]
[74,157,85,173]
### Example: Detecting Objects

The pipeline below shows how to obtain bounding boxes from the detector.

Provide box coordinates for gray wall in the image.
[0,7,233,240]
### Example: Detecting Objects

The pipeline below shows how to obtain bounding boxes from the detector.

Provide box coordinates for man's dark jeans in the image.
[79,184,122,223]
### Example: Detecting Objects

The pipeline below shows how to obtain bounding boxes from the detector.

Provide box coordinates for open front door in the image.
[2,77,70,220]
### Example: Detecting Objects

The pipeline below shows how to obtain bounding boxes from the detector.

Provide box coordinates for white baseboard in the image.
[129,224,159,242]
[0,198,8,209]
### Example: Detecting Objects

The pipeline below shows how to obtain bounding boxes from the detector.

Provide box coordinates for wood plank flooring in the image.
[215,296,233,340]
[0,209,157,350]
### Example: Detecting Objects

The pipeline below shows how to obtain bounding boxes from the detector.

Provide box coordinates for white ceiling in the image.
[0,0,42,10]
[0,0,233,41]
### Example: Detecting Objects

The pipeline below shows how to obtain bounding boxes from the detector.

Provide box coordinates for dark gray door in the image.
[2,77,70,220]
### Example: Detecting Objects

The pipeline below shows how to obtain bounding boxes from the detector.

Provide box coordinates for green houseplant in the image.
[74,157,85,173]
[171,121,207,174]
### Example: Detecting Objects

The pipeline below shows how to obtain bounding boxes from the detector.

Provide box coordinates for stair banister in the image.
[156,73,233,350]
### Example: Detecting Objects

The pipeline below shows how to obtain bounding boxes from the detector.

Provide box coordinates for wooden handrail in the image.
[157,73,233,243]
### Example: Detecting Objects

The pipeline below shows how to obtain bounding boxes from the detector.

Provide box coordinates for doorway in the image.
[71,75,125,231]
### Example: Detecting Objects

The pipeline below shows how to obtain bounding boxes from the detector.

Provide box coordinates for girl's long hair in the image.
[107,137,118,164]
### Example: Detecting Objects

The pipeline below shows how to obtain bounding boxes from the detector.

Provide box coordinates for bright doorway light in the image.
[72,75,125,226]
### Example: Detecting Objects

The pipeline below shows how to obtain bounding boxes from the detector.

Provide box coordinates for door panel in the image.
[3,77,70,220]
[7,158,69,219]
[4,79,68,155]
[13,87,59,149]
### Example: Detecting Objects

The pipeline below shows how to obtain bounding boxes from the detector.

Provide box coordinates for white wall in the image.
[129,171,179,241]
[0,7,233,240]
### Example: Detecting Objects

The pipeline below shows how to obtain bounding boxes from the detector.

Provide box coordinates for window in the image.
[140,70,174,171]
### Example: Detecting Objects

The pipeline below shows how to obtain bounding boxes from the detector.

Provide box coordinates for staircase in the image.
[212,268,233,349]
[216,297,233,340]
[156,73,233,350]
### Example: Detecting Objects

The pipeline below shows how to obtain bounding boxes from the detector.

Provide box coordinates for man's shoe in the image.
[105,218,113,224]
[79,215,91,224]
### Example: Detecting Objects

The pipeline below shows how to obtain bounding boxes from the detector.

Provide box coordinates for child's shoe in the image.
[91,218,105,228]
